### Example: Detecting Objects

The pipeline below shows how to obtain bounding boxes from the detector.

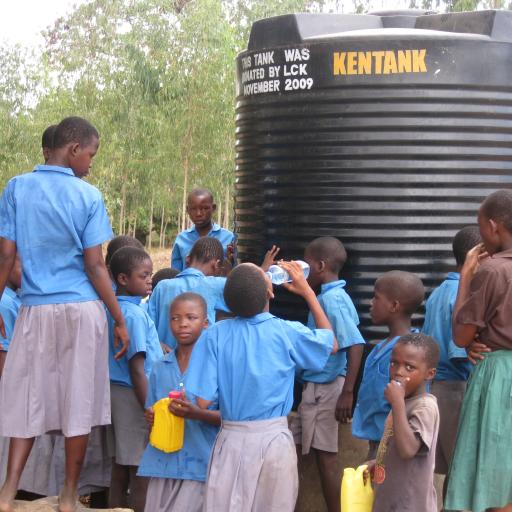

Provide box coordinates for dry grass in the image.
[149,247,172,272]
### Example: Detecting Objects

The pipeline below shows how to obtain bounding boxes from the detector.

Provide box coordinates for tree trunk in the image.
[217,200,222,228]
[132,215,137,239]
[159,206,165,248]
[119,182,126,235]
[224,186,230,229]
[147,193,154,250]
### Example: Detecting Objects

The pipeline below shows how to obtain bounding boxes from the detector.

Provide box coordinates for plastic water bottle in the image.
[266,260,310,285]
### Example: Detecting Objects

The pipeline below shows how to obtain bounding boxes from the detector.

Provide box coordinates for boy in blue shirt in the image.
[0,257,21,379]
[422,225,480,481]
[290,236,365,512]
[107,247,163,512]
[0,116,129,512]
[171,188,236,271]
[186,262,338,511]
[138,292,220,512]
[148,237,229,349]
[352,270,425,460]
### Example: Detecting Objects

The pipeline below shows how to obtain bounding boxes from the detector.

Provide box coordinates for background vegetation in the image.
[0,0,509,248]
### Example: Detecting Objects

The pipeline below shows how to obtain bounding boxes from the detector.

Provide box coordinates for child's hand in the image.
[335,389,354,423]
[261,246,280,272]
[466,339,491,365]
[363,460,376,485]
[462,243,489,279]
[384,380,406,406]
[169,397,198,420]
[113,322,130,360]
[145,407,154,429]
[280,261,312,298]
[160,342,172,354]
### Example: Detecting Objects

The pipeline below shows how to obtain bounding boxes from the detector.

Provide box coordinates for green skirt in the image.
[445,350,512,512]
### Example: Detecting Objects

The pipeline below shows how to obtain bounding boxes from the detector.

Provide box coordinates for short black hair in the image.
[376,271,425,315]
[106,235,144,266]
[395,333,440,368]
[189,237,224,264]
[53,116,99,150]
[480,189,512,233]
[305,236,347,273]
[224,263,268,317]
[109,246,151,282]
[42,124,57,149]
[170,292,207,317]
[452,226,482,267]
[152,267,180,289]
[187,187,214,203]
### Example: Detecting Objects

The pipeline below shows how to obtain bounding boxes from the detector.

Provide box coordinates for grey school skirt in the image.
[0,301,110,438]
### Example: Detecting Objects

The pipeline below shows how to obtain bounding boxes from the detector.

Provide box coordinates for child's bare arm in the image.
[196,397,214,410]
[385,381,421,459]
[0,238,16,339]
[335,344,364,423]
[84,244,129,359]
[129,353,148,410]
[280,261,339,354]
[169,397,221,426]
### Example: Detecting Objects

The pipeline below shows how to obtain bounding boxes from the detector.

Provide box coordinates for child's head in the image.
[106,235,144,267]
[170,292,208,347]
[390,333,439,397]
[109,246,153,297]
[52,116,100,178]
[478,189,512,255]
[188,237,224,276]
[452,225,482,268]
[187,188,216,230]
[152,267,180,289]
[371,271,424,326]
[41,124,57,163]
[224,263,273,318]
[304,236,347,288]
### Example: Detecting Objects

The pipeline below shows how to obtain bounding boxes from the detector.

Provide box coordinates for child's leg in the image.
[0,437,35,512]
[128,467,148,512]
[314,449,340,512]
[58,434,89,512]
[0,352,6,380]
[108,463,130,508]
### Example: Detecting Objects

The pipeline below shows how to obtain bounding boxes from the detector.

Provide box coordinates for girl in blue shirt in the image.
[139,292,220,512]
[107,246,163,512]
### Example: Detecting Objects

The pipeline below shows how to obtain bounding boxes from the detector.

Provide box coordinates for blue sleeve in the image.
[171,243,183,271]
[447,296,468,361]
[185,330,219,402]
[82,193,113,248]
[146,367,159,408]
[125,312,148,361]
[284,320,334,371]
[146,287,159,326]
[213,278,230,313]
[324,294,365,350]
[0,180,17,242]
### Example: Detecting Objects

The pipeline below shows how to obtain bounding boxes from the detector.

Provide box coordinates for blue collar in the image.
[116,295,142,305]
[320,279,347,293]
[447,272,460,281]
[2,288,17,300]
[163,351,178,364]
[185,222,221,235]
[177,267,205,278]
[33,164,76,177]
[246,312,274,324]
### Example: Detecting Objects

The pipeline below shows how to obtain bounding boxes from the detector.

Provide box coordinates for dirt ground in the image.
[12,496,131,511]
[148,248,171,273]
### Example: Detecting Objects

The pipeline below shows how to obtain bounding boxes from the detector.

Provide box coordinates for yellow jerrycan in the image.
[340,464,374,512]
[149,391,185,453]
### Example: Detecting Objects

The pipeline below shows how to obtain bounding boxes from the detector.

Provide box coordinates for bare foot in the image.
[0,486,16,512]
[58,488,79,512]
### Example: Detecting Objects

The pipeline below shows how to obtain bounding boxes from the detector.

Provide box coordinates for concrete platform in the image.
[12,496,132,511]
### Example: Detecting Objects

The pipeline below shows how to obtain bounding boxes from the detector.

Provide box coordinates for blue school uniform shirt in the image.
[0,165,113,306]
[147,268,228,349]
[137,351,219,481]
[108,296,163,387]
[0,288,21,352]
[186,312,334,421]
[170,223,236,271]
[352,335,401,442]
[301,280,365,384]
[422,272,472,381]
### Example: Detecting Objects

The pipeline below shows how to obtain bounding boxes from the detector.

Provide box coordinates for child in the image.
[138,292,221,512]
[107,246,163,512]
[0,257,21,379]
[151,267,179,290]
[0,116,129,512]
[148,237,229,349]
[446,190,512,512]
[41,124,57,163]
[289,236,365,512]
[352,271,425,460]
[186,262,338,511]
[421,225,480,480]
[365,333,440,511]
[171,187,236,271]
[106,235,144,268]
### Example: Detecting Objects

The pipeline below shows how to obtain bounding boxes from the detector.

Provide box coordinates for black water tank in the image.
[234,10,512,339]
